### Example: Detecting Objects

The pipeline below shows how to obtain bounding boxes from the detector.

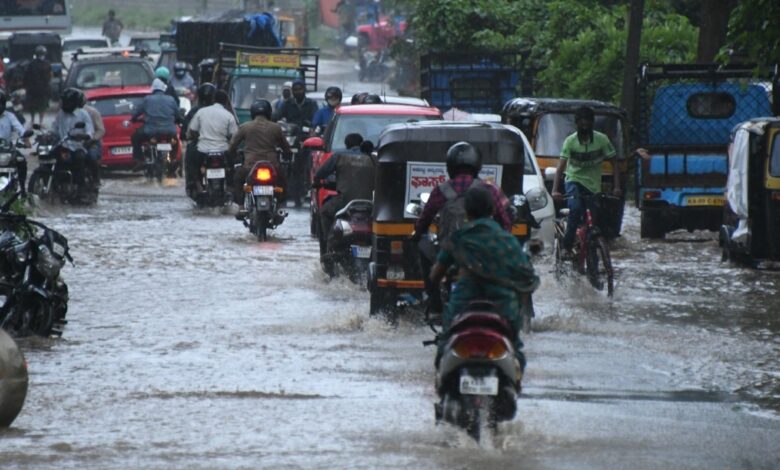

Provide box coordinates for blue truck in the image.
[634,63,780,238]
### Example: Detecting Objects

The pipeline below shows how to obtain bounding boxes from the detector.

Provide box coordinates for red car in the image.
[304,103,442,235]
[85,86,182,171]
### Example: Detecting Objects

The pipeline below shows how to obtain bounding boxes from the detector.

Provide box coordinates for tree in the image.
[722,0,780,67]
[696,0,736,62]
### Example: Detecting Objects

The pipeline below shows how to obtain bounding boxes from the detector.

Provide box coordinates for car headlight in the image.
[525,187,549,212]
[35,245,63,280]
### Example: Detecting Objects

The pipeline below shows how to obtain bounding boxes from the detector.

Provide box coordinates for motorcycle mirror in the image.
[303,136,324,150]
[406,203,422,217]
[420,192,431,204]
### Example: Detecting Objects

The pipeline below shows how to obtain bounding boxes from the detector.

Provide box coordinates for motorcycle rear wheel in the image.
[254,212,268,242]
[462,395,497,443]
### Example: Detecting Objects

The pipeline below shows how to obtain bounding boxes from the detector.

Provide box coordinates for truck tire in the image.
[640,210,665,239]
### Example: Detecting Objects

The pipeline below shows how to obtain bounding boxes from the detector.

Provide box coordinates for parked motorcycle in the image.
[0,132,32,200]
[239,160,288,241]
[0,191,72,338]
[28,123,98,205]
[141,134,179,182]
[430,301,523,442]
[192,151,232,208]
[322,199,373,283]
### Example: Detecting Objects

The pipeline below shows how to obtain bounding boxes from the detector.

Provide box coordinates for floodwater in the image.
[1,50,779,468]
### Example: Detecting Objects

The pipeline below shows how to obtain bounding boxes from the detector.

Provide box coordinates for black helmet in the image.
[174,61,188,78]
[325,86,342,106]
[60,88,82,113]
[574,105,595,123]
[250,99,272,119]
[76,88,86,108]
[363,94,382,104]
[0,89,6,115]
[351,92,368,104]
[446,141,482,178]
[34,45,47,58]
[197,82,216,106]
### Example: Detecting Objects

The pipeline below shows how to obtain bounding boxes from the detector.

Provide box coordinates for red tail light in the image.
[452,334,508,359]
[644,191,661,200]
[255,167,273,183]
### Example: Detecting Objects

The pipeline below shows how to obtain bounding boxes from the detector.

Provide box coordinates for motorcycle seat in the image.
[335,199,373,218]
[449,308,515,339]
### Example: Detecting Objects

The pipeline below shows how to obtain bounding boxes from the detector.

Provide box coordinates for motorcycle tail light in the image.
[644,191,661,200]
[255,167,273,183]
[453,335,508,360]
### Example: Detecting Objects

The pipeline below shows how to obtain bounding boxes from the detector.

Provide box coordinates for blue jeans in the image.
[563,181,596,250]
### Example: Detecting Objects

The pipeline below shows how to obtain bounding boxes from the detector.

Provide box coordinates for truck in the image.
[213,43,319,124]
[634,63,780,239]
[419,51,529,114]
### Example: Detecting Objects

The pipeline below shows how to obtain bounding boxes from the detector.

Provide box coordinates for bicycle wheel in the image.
[553,221,566,281]
[586,236,615,297]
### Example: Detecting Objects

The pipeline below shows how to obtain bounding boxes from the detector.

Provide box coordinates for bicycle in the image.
[553,193,615,297]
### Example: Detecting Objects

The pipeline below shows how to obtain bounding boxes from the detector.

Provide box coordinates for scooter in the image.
[430,300,523,442]
[239,160,288,241]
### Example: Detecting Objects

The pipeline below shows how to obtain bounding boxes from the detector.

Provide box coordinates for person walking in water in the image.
[102,10,124,46]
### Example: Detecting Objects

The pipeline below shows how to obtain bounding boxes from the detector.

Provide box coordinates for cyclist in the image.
[551,106,622,258]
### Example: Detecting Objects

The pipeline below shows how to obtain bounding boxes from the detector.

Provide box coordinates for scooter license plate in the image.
[156,143,173,151]
[206,168,225,179]
[351,245,371,259]
[459,373,499,396]
[253,185,274,196]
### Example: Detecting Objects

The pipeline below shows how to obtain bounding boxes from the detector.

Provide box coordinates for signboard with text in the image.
[404,162,503,216]
[236,52,301,69]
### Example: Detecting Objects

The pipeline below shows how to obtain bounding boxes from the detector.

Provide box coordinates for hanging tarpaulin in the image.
[245,12,282,48]
[726,120,766,243]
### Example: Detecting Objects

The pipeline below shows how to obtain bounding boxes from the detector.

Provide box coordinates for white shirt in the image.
[189,103,238,153]
[0,111,25,142]
[53,109,95,152]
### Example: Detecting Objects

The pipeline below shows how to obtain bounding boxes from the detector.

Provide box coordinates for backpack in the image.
[436,179,485,243]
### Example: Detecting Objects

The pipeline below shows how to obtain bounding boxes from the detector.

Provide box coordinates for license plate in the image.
[206,168,225,179]
[156,143,173,151]
[351,245,371,258]
[111,146,133,155]
[686,195,724,206]
[252,185,274,196]
[459,373,499,396]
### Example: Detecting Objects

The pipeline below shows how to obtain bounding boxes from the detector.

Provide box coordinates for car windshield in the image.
[88,95,146,117]
[771,133,780,178]
[63,39,107,51]
[74,62,151,89]
[130,38,161,53]
[229,76,289,110]
[534,112,625,159]
[330,114,439,151]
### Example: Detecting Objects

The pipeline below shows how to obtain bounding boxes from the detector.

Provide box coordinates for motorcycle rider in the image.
[430,185,539,370]
[154,66,180,105]
[0,89,30,195]
[227,99,292,207]
[187,87,238,193]
[183,83,216,194]
[311,86,342,136]
[52,88,95,191]
[130,78,181,166]
[272,82,292,112]
[411,142,513,313]
[23,45,51,126]
[78,89,105,186]
[170,62,196,95]
[551,106,622,258]
[313,133,375,272]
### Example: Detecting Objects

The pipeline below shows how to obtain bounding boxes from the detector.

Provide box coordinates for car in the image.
[61,36,110,70]
[85,86,182,171]
[305,103,442,236]
[513,126,555,254]
[64,55,154,91]
[127,33,162,64]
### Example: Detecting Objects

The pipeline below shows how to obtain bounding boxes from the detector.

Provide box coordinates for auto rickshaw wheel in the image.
[640,210,665,239]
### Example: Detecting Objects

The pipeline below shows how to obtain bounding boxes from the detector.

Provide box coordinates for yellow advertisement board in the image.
[236,52,300,68]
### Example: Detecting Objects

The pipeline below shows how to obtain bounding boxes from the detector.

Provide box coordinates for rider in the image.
[154,66,180,105]
[183,83,216,193]
[551,106,622,258]
[78,89,105,186]
[430,185,539,370]
[187,88,238,193]
[52,88,95,190]
[411,142,512,313]
[311,86,342,136]
[0,89,29,195]
[170,62,196,95]
[130,78,181,165]
[227,99,292,206]
[272,82,292,112]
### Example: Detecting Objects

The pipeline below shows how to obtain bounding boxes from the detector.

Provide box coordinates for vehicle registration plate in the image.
[111,146,133,155]
[156,143,173,151]
[206,168,225,179]
[459,373,499,396]
[686,195,724,206]
[351,245,371,259]
[252,185,274,196]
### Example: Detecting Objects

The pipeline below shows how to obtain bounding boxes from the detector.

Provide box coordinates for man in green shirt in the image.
[551,106,622,255]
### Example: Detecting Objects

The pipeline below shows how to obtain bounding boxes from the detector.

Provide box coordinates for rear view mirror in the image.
[406,203,422,217]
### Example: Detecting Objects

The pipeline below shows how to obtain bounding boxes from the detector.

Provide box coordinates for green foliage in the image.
[71,0,178,31]
[722,0,780,67]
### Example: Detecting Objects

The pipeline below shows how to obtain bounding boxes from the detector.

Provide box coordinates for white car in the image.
[61,36,110,70]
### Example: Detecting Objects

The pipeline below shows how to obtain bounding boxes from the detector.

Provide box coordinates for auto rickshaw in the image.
[368,121,532,315]
[720,118,780,265]
[501,98,629,238]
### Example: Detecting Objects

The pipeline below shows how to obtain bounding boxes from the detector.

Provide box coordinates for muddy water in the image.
[0,177,777,469]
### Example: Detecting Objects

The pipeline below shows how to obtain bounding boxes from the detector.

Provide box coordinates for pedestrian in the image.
[102,10,124,46]
[22,45,51,126]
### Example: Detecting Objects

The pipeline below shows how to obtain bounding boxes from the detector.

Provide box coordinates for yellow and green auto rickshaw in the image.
[368,121,532,316]
[720,118,780,265]
[501,98,629,238]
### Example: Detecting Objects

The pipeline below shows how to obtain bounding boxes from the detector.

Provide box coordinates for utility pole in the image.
[621,0,644,119]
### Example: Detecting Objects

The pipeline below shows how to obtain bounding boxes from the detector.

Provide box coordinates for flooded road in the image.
[1,177,778,469]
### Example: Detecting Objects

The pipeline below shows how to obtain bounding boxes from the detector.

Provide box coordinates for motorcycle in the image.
[429,300,523,442]
[239,159,288,242]
[0,132,32,200]
[278,120,311,207]
[0,191,72,338]
[193,151,232,208]
[322,198,373,283]
[28,123,98,205]
[358,49,391,82]
[141,134,179,182]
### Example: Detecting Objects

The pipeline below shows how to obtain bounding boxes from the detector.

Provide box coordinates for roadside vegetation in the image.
[71,0,179,31]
